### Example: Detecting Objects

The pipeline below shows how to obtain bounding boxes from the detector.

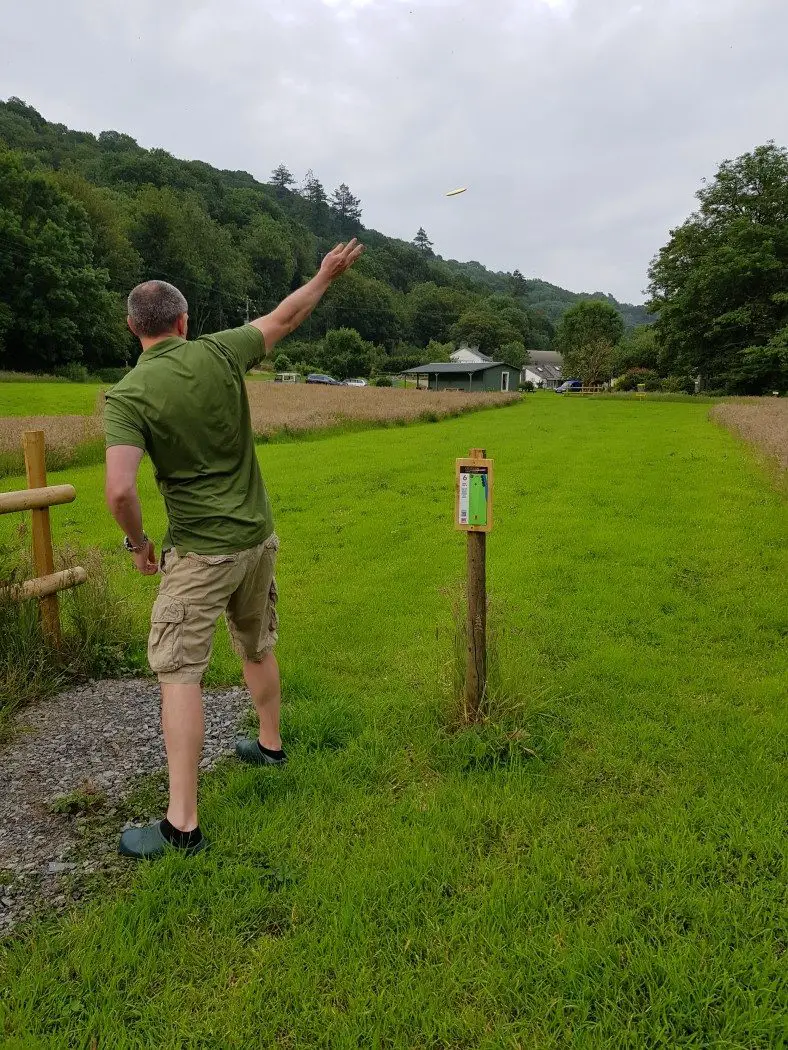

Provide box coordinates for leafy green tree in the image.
[317,327,375,380]
[243,213,296,312]
[273,353,292,372]
[329,183,362,233]
[555,300,624,384]
[405,282,469,345]
[270,165,295,196]
[736,325,788,391]
[612,324,659,375]
[412,227,433,255]
[130,186,250,334]
[424,339,454,362]
[301,170,329,233]
[51,170,141,291]
[0,151,127,371]
[361,235,432,292]
[510,269,526,295]
[316,270,399,347]
[648,142,788,392]
[450,307,521,356]
[499,340,528,369]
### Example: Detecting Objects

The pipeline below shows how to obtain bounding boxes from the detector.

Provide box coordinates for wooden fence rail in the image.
[0,430,86,647]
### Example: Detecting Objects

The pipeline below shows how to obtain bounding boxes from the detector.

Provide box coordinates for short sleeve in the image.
[104,393,147,450]
[211,326,266,373]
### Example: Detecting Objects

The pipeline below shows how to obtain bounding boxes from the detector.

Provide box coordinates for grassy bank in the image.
[0,381,106,417]
[0,396,786,1046]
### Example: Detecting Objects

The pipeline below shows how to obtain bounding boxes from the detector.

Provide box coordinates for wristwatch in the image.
[123,532,149,553]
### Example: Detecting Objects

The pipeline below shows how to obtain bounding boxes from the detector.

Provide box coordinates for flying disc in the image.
[446,187,467,197]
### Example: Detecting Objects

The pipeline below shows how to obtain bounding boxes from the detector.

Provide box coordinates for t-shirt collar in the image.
[142,337,186,360]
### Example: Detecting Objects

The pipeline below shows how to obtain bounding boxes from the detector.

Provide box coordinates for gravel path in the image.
[0,678,251,936]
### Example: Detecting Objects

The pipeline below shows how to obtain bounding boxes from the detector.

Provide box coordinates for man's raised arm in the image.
[250,238,364,352]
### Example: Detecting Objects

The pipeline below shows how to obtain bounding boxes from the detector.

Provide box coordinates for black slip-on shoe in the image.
[235,738,288,767]
[118,821,208,860]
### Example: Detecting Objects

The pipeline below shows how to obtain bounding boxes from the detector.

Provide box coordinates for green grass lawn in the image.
[1,397,786,1047]
[0,381,106,416]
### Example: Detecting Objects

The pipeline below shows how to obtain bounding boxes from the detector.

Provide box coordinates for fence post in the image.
[455,446,493,721]
[22,430,61,648]
[466,517,487,719]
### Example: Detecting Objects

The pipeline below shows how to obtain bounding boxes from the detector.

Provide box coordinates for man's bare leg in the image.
[243,653,282,751]
[161,683,204,832]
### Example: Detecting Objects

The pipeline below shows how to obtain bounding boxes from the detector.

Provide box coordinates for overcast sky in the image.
[2,0,786,303]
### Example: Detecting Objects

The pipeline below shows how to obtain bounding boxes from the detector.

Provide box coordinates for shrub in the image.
[273,353,293,373]
[54,362,91,383]
[317,328,375,381]
[614,368,661,392]
[374,376,393,387]
[662,375,696,394]
[519,380,535,392]
[94,367,130,384]
[0,543,141,736]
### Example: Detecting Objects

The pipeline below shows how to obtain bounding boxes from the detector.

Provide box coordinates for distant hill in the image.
[440,261,652,328]
[0,96,650,376]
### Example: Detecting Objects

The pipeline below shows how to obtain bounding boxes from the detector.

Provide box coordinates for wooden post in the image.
[465,447,487,717]
[22,430,61,648]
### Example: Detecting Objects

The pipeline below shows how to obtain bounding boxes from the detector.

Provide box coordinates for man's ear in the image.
[126,316,137,336]
[177,313,188,337]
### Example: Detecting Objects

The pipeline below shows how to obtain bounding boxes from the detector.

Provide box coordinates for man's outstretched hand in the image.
[320,238,365,282]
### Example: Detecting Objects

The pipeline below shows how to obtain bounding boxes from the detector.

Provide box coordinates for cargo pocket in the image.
[268,578,279,635]
[186,553,238,566]
[148,597,185,673]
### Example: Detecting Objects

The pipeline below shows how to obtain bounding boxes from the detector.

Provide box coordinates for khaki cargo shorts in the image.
[148,533,279,684]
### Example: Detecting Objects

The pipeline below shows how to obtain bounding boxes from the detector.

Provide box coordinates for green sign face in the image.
[458,466,489,527]
[469,472,488,525]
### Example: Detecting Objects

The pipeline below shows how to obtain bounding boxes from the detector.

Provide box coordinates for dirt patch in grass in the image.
[711,399,788,472]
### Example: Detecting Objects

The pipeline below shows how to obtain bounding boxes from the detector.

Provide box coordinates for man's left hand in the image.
[132,539,159,575]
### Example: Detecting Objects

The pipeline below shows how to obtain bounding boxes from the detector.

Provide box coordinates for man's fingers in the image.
[340,244,364,270]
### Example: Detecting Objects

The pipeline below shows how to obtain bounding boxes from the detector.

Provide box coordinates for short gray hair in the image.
[127,280,188,337]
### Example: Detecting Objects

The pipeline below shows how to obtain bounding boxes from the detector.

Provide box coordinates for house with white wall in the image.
[521,350,564,389]
[450,345,493,365]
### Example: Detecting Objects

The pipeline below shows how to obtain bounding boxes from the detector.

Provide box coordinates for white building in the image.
[521,350,564,389]
[450,345,493,365]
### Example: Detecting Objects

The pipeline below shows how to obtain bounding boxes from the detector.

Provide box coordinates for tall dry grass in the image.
[711,399,788,472]
[0,414,102,454]
[243,384,518,437]
[0,385,517,476]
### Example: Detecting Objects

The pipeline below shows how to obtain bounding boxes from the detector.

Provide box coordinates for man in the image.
[104,239,364,859]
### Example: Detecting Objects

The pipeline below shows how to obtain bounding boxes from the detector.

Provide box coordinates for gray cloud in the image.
[1,0,786,301]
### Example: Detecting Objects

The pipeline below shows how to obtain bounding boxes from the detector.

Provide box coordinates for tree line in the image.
[0,97,558,379]
[552,141,788,395]
[1,97,785,393]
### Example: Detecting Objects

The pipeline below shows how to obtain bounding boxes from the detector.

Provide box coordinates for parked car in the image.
[274,372,300,383]
[343,378,367,387]
[306,373,340,385]
[555,379,582,393]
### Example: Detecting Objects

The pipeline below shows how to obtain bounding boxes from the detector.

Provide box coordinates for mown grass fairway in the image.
[1,396,786,1047]
[0,381,105,417]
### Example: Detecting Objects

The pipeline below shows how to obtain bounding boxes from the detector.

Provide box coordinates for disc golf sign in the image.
[456,453,493,533]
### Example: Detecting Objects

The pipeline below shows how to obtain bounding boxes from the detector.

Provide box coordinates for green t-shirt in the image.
[104,325,273,555]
